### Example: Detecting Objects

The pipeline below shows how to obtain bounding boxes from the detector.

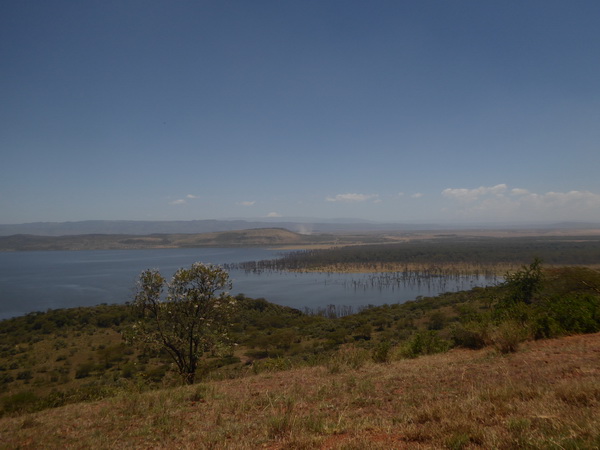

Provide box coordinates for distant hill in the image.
[0,228,329,251]
[1,219,598,237]
[0,219,442,236]
[0,220,271,236]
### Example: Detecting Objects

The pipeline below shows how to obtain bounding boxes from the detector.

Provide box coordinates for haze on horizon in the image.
[2,1,599,226]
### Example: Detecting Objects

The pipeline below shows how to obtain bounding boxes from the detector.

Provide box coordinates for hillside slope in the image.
[2,332,599,449]
[0,228,320,251]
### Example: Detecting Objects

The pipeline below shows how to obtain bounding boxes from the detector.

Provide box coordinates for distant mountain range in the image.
[0,219,598,237]
[0,219,432,236]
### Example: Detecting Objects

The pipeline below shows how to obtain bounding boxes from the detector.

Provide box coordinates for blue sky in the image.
[2,1,600,225]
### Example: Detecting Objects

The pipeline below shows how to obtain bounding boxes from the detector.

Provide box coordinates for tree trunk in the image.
[184,371,195,385]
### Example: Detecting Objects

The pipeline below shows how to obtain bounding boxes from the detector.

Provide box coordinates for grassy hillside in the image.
[0,228,322,251]
[3,227,600,253]
[1,333,599,448]
[0,227,409,251]
[1,264,599,447]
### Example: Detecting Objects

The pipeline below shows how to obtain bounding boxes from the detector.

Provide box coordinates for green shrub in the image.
[427,311,448,330]
[252,357,293,374]
[493,262,600,344]
[527,293,600,339]
[490,320,530,354]
[16,370,33,381]
[399,331,450,359]
[0,373,15,385]
[145,365,168,383]
[544,294,600,334]
[1,391,39,415]
[451,322,489,349]
[326,345,370,373]
[529,314,564,340]
[121,362,136,379]
[41,390,68,409]
[503,258,544,305]
[371,341,392,364]
[352,324,372,341]
[75,362,97,379]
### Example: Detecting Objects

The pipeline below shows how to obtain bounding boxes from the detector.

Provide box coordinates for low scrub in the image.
[489,320,530,354]
[1,263,599,418]
[2,333,599,448]
[326,345,370,373]
[397,330,451,359]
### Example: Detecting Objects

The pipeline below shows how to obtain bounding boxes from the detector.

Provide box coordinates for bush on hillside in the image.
[398,331,450,359]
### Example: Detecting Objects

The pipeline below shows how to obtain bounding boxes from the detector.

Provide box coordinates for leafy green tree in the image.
[504,258,544,305]
[127,263,236,384]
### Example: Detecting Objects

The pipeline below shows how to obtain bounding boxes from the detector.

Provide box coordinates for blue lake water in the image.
[0,248,498,320]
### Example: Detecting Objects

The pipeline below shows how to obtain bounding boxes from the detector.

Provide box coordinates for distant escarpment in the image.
[0,228,325,251]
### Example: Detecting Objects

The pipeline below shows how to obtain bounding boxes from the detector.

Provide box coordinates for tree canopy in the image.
[127,263,236,384]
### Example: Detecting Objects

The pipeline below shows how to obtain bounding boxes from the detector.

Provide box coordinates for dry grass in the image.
[2,333,600,449]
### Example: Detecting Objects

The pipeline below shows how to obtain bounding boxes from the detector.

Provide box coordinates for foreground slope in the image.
[2,332,599,449]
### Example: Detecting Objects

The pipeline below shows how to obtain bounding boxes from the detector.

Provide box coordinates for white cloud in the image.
[510,188,530,196]
[267,212,282,217]
[237,201,256,207]
[411,193,424,199]
[540,190,600,208]
[441,184,600,221]
[442,184,507,202]
[170,194,199,205]
[326,193,379,203]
